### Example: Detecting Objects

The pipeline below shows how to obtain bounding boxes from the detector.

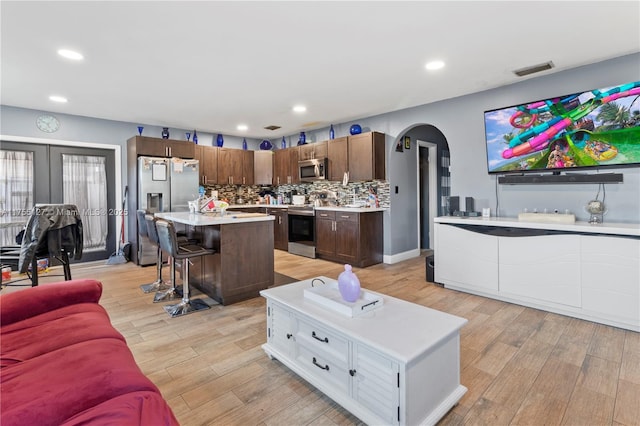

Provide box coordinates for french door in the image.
[0,142,116,262]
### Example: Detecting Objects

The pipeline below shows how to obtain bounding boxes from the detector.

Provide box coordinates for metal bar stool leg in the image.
[163,257,210,317]
[153,255,182,302]
[140,245,170,293]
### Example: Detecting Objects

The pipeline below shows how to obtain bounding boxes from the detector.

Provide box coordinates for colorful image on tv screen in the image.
[484,81,640,173]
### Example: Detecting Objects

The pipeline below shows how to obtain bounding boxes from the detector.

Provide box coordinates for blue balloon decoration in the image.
[349,124,362,135]
[260,140,273,150]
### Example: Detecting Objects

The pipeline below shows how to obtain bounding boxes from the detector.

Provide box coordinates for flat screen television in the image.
[484,81,640,174]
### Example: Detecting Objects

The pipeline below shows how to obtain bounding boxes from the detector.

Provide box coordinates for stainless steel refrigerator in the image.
[137,156,199,265]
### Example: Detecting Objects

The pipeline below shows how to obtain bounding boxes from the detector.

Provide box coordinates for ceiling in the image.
[2,1,639,140]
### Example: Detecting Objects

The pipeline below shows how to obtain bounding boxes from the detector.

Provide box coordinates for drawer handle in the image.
[312,331,329,343]
[312,357,330,371]
[349,369,356,377]
[286,333,292,339]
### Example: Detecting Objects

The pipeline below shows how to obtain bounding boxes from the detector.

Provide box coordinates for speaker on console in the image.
[447,196,459,216]
[465,197,475,213]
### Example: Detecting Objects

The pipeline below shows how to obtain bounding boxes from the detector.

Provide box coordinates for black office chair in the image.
[155,219,214,317]
[17,204,83,286]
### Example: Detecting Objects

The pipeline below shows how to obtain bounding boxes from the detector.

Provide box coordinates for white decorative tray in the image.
[304,281,383,317]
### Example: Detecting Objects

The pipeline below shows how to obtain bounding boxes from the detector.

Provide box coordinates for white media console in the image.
[434,216,640,332]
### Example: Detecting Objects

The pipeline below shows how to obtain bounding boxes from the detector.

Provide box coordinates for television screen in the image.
[484,81,640,174]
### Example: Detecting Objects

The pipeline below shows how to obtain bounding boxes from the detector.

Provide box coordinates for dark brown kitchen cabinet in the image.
[289,147,300,184]
[347,131,385,181]
[298,140,327,160]
[128,136,195,159]
[195,145,218,185]
[218,148,244,185]
[315,210,336,258]
[267,208,288,250]
[242,150,254,185]
[315,210,383,267]
[327,136,348,181]
[273,147,299,185]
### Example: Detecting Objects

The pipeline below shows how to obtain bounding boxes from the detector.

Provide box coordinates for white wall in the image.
[2,53,639,259]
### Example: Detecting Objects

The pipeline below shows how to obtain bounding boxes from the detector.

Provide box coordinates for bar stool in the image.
[155,219,214,317]
[140,214,171,294]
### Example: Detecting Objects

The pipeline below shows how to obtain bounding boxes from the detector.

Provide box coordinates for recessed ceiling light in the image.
[237,124,248,131]
[425,60,445,71]
[293,105,307,113]
[49,95,68,103]
[57,49,84,61]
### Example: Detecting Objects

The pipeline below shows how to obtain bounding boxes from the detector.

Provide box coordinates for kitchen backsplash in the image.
[202,180,389,208]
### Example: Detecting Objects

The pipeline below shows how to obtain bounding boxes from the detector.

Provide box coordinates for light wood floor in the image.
[15,251,640,426]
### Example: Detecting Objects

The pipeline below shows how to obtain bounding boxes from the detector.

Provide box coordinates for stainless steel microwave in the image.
[298,158,328,182]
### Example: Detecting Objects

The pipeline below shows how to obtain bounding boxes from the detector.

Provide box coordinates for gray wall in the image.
[2,53,639,260]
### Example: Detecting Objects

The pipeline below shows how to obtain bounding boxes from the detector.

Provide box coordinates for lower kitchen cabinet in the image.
[268,208,288,251]
[315,210,383,267]
[261,278,467,426]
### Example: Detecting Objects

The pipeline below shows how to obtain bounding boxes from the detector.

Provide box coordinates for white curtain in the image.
[0,150,34,246]
[62,154,107,252]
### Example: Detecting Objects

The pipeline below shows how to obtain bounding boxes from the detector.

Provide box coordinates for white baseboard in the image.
[383,248,421,264]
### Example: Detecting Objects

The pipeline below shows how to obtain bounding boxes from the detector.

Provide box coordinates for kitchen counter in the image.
[156,211,274,225]
[227,204,288,210]
[155,211,274,305]
[314,206,387,213]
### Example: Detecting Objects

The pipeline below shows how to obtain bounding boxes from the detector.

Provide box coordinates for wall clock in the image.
[36,114,60,133]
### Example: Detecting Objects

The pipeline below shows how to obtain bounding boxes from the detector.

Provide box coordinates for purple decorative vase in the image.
[338,264,361,302]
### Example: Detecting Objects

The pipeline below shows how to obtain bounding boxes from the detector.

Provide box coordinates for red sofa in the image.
[0,279,178,426]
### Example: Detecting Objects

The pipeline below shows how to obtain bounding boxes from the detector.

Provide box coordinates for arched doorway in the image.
[397,124,451,251]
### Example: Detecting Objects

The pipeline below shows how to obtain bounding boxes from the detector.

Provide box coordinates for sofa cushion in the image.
[1,338,162,426]
[1,303,125,366]
[60,391,179,426]
[0,279,102,326]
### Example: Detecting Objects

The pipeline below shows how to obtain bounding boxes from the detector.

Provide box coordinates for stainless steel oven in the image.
[287,206,315,258]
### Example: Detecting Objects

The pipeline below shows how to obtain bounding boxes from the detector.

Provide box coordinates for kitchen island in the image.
[155,211,274,305]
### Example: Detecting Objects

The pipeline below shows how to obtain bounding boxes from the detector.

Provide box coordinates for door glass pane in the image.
[0,150,34,246]
[62,154,107,252]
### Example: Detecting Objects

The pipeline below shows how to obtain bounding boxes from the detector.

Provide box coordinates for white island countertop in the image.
[434,216,640,237]
[155,211,275,226]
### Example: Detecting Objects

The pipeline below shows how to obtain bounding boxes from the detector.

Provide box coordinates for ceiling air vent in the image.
[264,125,281,131]
[513,61,554,77]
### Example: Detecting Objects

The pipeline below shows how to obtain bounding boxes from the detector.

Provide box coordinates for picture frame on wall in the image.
[404,136,411,150]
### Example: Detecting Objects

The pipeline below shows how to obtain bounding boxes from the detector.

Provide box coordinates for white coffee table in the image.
[260,277,467,426]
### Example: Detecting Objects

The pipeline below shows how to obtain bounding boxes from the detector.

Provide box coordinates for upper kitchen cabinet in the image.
[254,150,273,185]
[127,136,195,159]
[273,146,299,185]
[347,131,385,181]
[195,145,218,185]
[298,140,327,160]
[327,136,348,181]
[242,150,254,185]
[218,148,253,185]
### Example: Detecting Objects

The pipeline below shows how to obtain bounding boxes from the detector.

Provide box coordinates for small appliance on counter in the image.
[292,195,306,205]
